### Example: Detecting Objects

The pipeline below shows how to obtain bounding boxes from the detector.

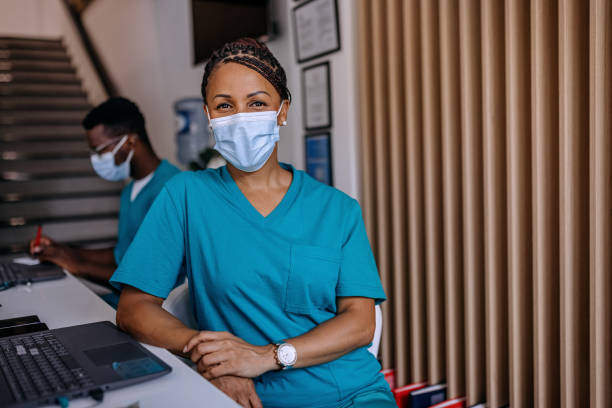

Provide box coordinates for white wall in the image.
[0,0,61,38]
[82,0,176,164]
[272,0,362,199]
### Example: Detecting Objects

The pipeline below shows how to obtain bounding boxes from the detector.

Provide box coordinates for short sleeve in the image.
[110,186,185,299]
[336,200,386,304]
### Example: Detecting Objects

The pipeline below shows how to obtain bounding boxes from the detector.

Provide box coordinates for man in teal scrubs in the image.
[111,163,392,407]
[30,97,180,308]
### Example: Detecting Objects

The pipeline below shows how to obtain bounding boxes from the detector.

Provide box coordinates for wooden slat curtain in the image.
[356,0,612,406]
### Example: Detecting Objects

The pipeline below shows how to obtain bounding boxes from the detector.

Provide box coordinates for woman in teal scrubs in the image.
[112,38,395,408]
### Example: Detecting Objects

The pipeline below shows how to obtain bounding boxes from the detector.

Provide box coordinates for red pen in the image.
[34,225,42,248]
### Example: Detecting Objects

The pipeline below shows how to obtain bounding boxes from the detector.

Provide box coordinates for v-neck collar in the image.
[220,162,301,223]
[127,160,164,203]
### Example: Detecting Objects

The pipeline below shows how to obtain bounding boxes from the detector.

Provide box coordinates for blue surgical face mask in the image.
[90,135,134,181]
[206,102,284,172]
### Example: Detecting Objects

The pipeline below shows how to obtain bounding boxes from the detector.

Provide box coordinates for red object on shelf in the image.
[381,368,396,390]
[429,397,466,408]
[393,382,428,408]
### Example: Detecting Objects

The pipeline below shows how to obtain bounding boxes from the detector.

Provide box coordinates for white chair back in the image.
[162,282,197,329]
[368,304,383,357]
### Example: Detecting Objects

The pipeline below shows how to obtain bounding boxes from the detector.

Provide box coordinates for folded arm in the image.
[184,296,376,379]
[116,285,262,408]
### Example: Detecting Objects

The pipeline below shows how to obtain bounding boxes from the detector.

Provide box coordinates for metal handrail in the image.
[61,0,117,97]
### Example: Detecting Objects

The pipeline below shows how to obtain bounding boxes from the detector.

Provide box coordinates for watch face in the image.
[278,343,297,366]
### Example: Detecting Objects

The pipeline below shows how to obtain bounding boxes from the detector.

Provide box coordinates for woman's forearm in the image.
[116,286,198,355]
[281,297,375,369]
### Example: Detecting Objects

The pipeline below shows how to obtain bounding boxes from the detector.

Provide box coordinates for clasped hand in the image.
[183,331,276,380]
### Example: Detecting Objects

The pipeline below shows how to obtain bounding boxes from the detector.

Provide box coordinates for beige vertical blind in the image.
[505,0,533,405]
[439,0,464,399]
[402,0,428,386]
[589,1,612,406]
[356,0,612,406]
[559,0,590,406]
[458,0,486,403]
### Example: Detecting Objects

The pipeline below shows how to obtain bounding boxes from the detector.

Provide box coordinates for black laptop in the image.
[0,321,172,407]
[0,261,65,289]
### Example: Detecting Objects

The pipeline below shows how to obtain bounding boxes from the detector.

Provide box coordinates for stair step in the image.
[0,36,120,254]
[0,157,94,180]
[0,83,85,97]
[0,37,63,51]
[1,140,90,159]
[0,110,89,125]
[0,177,122,201]
[0,96,90,110]
[0,125,84,142]
[0,60,74,73]
[1,195,119,221]
[0,71,80,84]
[0,218,118,252]
[0,49,70,61]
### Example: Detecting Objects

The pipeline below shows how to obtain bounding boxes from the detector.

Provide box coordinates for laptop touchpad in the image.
[84,343,147,366]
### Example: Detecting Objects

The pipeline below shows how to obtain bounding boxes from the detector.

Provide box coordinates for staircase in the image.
[0,37,121,254]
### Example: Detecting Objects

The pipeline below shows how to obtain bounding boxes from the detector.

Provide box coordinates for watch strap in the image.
[273,343,283,370]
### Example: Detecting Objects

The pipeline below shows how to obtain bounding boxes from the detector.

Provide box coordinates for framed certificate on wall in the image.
[305,132,333,186]
[292,0,341,63]
[302,61,332,130]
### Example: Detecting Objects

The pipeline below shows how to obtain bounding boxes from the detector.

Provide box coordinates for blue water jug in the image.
[174,97,211,165]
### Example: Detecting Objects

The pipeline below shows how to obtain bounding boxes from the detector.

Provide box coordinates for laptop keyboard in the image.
[0,263,19,285]
[0,332,94,402]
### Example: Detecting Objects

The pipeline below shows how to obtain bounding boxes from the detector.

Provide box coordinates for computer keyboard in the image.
[0,263,19,285]
[0,332,93,403]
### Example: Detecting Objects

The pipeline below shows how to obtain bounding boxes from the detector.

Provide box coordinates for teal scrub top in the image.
[111,163,390,408]
[114,159,181,265]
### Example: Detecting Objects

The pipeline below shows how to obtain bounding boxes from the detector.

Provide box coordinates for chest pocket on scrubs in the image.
[285,244,341,315]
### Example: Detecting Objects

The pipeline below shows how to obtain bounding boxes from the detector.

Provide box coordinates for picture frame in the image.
[292,0,341,63]
[305,132,333,186]
[302,61,332,130]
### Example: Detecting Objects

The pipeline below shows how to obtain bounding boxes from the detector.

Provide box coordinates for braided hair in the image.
[201,38,291,103]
